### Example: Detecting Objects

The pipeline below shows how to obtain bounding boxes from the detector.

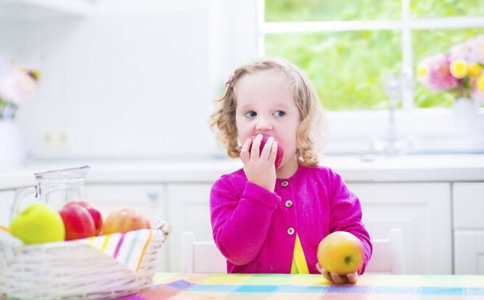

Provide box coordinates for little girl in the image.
[209,57,372,284]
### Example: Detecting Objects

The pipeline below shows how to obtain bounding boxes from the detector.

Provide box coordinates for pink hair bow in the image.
[225,73,234,88]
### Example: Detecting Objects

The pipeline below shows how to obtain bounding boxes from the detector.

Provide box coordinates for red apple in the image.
[64,200,103,235]
[59,202,96,241]
[249,133,284,169]
[102,207,151,235]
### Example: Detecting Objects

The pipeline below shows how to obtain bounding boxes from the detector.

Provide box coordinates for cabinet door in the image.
[453,183,484,229]
[86,184,168,272]
[348,182,452,275]
[454,231,484,275]
[167,183,213,272]
[0,190,16,228]
[453,182,484,274]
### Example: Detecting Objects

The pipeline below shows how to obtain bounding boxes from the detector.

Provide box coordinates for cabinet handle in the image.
[147,192,159,203]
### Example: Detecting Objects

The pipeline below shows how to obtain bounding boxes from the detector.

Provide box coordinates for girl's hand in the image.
[316,263,358,284]
[240,134,278,192]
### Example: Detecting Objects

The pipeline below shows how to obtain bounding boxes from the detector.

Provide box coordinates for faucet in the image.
[372,73,414,156]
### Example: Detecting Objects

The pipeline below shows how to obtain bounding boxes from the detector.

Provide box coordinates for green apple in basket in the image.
[10,202,65,244]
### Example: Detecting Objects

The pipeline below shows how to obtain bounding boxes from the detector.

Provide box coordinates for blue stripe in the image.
[123,229,140,266]
[420,287,465,296]
[167,280,195,290]
[327,285,371,294]
[372,286,418,294]
[189,284,237,292]
[279,285,329,294]
[235,285,279,293]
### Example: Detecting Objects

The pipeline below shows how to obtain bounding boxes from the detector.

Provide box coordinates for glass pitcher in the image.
[10,165,90,224]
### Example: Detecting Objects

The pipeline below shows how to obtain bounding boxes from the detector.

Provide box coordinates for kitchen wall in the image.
[1,0,256,160]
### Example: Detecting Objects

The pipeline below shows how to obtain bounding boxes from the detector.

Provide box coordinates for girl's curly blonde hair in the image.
[209,57,326,167]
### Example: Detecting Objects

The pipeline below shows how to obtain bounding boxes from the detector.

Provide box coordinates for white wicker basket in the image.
[0,222,169,300]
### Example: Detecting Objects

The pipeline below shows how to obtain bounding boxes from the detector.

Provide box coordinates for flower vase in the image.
[452,98,479,134]
[0,118,26,167]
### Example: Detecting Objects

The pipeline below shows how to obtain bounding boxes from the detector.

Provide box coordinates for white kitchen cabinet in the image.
[454,231,484,274]
[348,182,452,275]
[165,181,453,274]
[0,190,16,228]
[166,183,213,273]
[86,183,169,272]
[453,182,484,274]
[453,182,484,229]
[0,156,482,276]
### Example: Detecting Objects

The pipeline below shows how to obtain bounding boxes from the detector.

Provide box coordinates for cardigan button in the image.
[287,227,294,235]
[285,200,293,208]
[281,181,289,187]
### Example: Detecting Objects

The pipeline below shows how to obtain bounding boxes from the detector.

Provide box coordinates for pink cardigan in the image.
[210,165,372,274]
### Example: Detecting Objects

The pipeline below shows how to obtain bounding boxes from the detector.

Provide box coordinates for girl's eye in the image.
[274,111,286,117]
[244,111,257,117]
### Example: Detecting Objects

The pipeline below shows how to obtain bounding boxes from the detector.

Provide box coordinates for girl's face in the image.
[235,70,301,169]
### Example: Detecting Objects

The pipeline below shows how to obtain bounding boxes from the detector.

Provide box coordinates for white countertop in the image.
[1,154,484,189]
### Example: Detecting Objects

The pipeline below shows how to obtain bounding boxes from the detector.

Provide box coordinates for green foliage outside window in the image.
[265,0,401,22]
[411,0,484,18]
[264,0,484,110]
[265,31,401,111]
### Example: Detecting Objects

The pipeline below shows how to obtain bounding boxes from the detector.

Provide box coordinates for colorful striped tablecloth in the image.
[119,273,484,299]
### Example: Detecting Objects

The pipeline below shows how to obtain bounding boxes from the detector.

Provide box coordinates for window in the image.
[254,0,484,153]
[261,0,484,110]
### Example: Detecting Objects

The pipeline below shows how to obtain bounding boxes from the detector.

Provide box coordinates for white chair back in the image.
[181,232,226,273]
[365,229,405,274]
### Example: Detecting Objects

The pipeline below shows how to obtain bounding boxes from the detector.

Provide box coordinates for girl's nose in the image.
[255,116,273,131]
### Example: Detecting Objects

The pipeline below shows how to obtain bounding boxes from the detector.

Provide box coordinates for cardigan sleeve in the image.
[328,170,373,275]
[210,174,281,266]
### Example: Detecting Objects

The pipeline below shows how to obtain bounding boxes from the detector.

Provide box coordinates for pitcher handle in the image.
[10,187,37,224]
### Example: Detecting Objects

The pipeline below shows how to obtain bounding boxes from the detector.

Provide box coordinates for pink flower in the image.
[448,43,473,62]
[0,69,37,106]
[467,34,484,64]
[417,53,458,92]
[225,73,234,88]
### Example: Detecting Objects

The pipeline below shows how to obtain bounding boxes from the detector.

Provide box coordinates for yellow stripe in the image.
[0,225,9,233]
[88,236,94,246]
[136,230,153,273]
[101,234,110,251]
[293,234,309,274]
[290,255,298,274]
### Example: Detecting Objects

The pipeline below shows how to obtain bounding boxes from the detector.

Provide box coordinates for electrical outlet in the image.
[40,131,55,150]
[57,130,72,149]
[40,130,72,150]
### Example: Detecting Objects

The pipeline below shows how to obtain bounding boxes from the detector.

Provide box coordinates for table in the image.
[119,273,484,299]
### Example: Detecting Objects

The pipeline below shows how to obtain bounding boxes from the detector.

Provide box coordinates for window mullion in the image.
[257,0,265,56]
[410,16,484,29]
[262,20,402,33]
[402,0,414,110]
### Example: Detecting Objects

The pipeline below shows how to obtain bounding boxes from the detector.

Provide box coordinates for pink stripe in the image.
[113,233,126,258]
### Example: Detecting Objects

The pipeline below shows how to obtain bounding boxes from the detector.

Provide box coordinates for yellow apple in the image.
[10,203,65,244]
[317,231,364,275]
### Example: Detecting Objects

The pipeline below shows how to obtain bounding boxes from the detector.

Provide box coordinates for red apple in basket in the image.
[102,207,151,235]
[317,231,365,275]
[59,202,96,240]
[249,133,284,169]
[64,200,103,235]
